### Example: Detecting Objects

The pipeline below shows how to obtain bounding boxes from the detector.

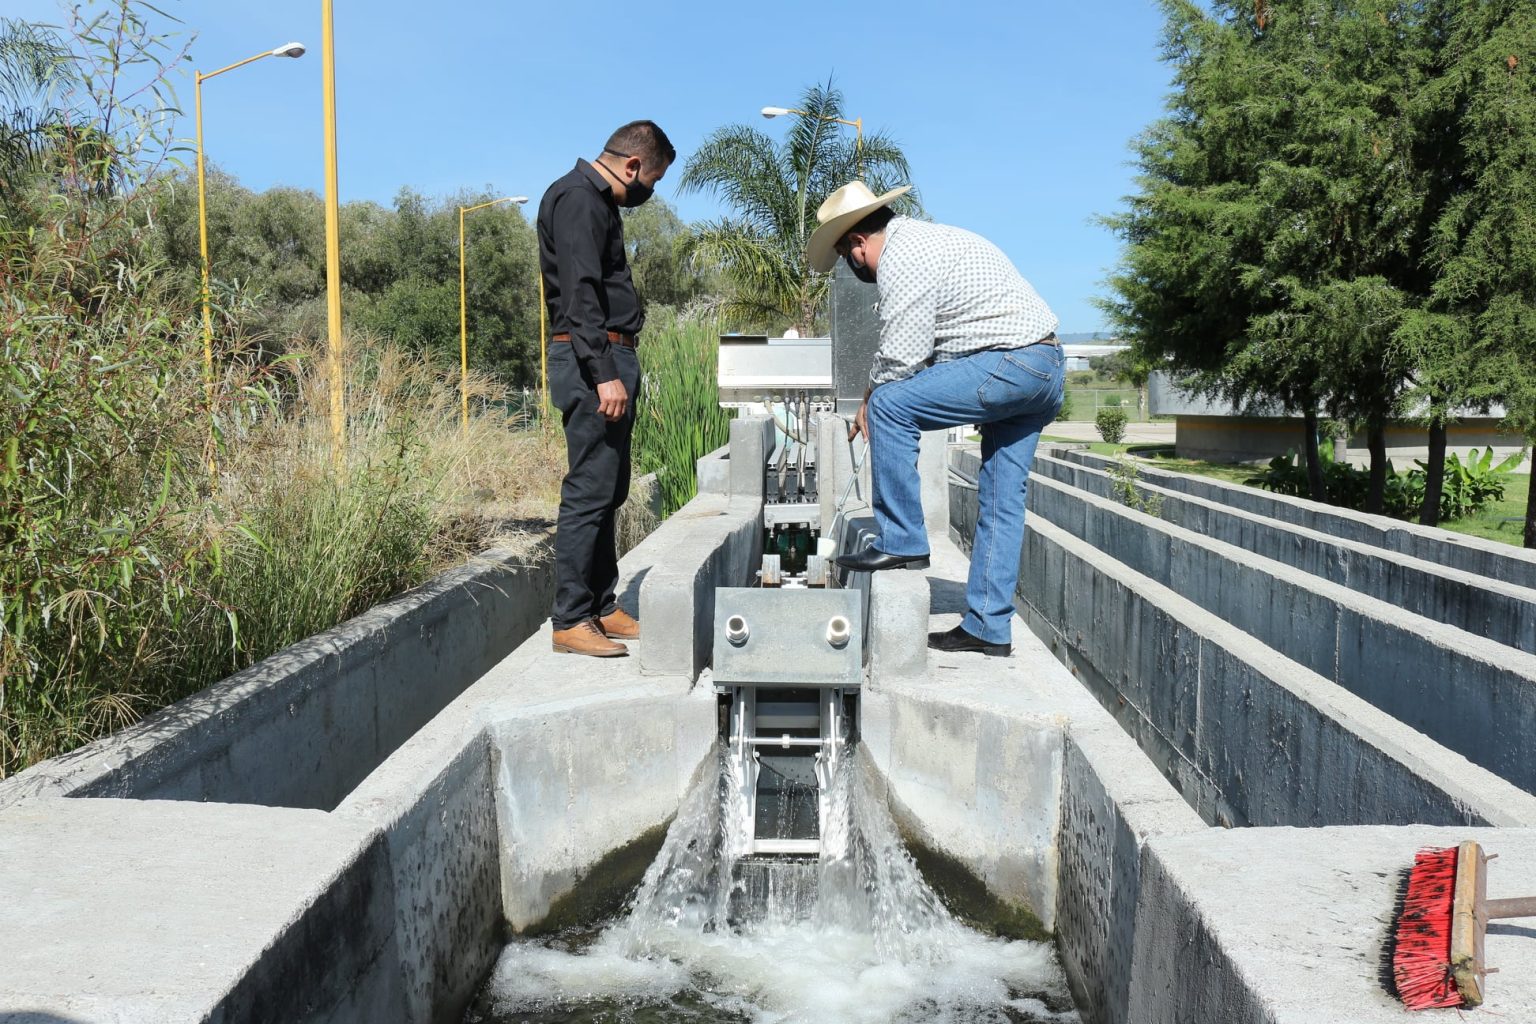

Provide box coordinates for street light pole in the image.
[761,106,864,177]
[458,195,528,432]
[321,0,345,466]
[193,41,305,474]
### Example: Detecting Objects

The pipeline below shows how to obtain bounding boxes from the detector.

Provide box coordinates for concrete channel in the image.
[2,426,1534,1024]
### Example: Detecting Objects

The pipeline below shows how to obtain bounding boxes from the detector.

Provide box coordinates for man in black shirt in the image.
[538,120,675,657]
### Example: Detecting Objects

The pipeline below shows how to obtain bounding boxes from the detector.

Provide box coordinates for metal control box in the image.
[716,336,833,408]
[712,588,863,689]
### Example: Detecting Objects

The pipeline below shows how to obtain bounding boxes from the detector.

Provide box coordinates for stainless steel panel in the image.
[712,588,862,688]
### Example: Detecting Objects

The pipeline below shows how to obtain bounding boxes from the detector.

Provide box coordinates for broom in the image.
[1393,841,1536,1010]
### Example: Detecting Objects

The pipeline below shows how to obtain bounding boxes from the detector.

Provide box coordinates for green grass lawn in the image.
[1440,475,1529,546]
[1038,438,1532,549]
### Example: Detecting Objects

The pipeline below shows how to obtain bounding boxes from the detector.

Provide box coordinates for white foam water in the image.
[474,747,1077,1024]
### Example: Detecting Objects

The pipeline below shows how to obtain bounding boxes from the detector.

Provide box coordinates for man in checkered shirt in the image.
[807,181,1065,658]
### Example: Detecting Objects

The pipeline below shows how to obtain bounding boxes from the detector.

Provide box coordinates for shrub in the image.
[1096,407,1129,445]
[1055,389,1074,421]
[1243,445,1522,522]
[632,320,734,516]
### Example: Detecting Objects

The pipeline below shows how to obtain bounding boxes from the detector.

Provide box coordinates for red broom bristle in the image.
[1393,846,1465,1010]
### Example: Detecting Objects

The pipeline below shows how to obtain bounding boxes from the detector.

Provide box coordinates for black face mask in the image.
[844,251,876,284]
[603,148,654,208]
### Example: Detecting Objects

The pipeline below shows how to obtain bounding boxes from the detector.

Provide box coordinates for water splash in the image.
[473,746,1077,1024]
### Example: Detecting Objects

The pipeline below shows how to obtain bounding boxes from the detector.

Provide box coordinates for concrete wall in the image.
[0,543,556,812]
[1057,447,1536,590]
[492,686,716,931]
[1033,454,1536,653]
[1024,469,1536,796]
[864,536,1207,1024]
[949,467,1536,829]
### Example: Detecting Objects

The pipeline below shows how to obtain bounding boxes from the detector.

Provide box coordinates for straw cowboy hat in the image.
[806,180,913,273]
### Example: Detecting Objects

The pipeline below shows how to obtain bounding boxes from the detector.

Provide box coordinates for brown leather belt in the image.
[1035,332,1059,347]
[550,331,637,348]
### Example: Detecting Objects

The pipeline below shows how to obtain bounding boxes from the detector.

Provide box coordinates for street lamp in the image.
[194,40,305,472]
[458,195,529,431]
[761,105,864,175]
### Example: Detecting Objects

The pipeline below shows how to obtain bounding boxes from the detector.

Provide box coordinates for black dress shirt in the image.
[537,159,644,384]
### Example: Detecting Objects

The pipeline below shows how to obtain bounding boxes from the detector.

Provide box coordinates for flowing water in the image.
[465,747,1077,1024]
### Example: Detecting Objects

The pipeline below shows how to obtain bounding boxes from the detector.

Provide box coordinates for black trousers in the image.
[549,342,641,630]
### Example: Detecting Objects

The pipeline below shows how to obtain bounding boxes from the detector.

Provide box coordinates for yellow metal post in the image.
[192,45,303,476]
[459,206,469,432]
[321,0,345,463]
[194,70,215,474]
[539,271,548,405]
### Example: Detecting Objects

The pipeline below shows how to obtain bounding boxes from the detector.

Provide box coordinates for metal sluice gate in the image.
[712,266,883,861]
[713,585,861,858]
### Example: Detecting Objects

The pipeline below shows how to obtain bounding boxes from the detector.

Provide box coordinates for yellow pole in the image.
[193,46,296,477]
[854,117,864,178]
[539,271,548,405]
[459,206,469,433]
[194,70,215,474]
[321,0,345,464]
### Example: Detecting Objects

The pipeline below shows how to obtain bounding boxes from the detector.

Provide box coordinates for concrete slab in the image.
[1027,471,1536,796]
[1034,453,1536,653]
[1058,447,1536,591]
[637,495,761,679]
[1128,826,1536,1024]
[0,799,400,1024]
[864,532,1206,1024]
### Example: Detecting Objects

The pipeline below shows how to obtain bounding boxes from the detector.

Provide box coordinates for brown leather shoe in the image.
[599,608,640,640]
[552,619,627,657]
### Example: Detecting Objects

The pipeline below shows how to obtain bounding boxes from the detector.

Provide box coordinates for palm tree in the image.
[0,18,74,198]
[677,80,918,335]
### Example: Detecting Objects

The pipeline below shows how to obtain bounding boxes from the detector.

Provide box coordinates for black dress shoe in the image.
[835,549,931,572]
[927,624,1011,657]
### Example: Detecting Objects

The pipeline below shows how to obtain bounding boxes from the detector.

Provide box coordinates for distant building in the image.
[1060,340,1127,373]
[1148,372,1528,468]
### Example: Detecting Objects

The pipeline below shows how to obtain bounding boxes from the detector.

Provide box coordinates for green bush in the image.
[1055,389,1074,421]
[632,319,734,516]
[1096,407,1129,445]
[1244,445,1523,522]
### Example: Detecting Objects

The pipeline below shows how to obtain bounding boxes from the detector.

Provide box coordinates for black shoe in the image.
[927,624,1011,657]
[835,549,931,572]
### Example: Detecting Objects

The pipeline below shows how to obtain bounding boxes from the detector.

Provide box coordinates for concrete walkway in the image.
[1042,420,1175,445]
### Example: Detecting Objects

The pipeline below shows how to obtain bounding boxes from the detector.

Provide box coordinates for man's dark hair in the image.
[605,120,676,170]
[848,206,896,237]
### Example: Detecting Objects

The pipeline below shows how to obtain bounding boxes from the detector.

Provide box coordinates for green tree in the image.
[622,196,715,314]
[1415,0,1536,544]
[1103,1,1439,511]
[678,79,918,334]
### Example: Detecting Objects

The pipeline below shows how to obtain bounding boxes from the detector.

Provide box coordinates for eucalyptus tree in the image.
[677,81,918,335]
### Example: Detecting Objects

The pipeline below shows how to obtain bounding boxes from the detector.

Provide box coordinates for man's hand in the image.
[849,388,872,441]
[596,379,629,422]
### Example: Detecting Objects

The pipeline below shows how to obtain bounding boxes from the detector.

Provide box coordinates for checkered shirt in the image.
[868,216,1058,387]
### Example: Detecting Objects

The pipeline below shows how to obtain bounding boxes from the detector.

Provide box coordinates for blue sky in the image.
[13,0,1175,333]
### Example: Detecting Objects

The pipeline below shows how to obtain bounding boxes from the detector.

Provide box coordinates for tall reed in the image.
[633,321,734,515]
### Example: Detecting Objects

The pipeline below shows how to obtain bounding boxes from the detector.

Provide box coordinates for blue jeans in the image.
[866,344,1065,644]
